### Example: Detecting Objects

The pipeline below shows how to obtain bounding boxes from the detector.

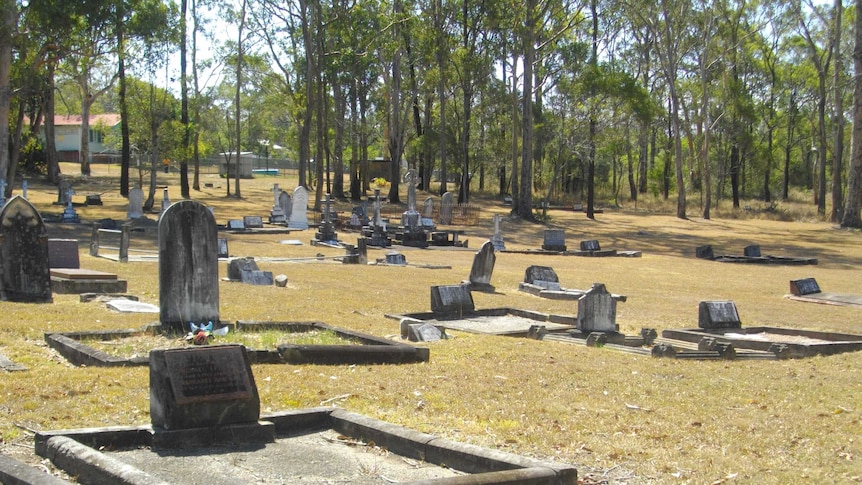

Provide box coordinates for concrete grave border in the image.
[660,326,862,358]
[33,407,577,485]
[387,307,578,337]
[45,321,428,367]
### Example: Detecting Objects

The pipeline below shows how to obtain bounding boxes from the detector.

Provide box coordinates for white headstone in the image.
[439,192,454,225]
[127,187,144,219]
[287,186,309,229]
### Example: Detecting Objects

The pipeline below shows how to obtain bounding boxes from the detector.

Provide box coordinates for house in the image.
[50,114,121,163]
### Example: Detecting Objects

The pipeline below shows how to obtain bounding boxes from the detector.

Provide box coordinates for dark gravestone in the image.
[577,283,617,333]
[743,245,761,257]
[57,179,73,205]
[385,251,407,265]
[227,219,245,230]
[430,284,475,314]
[243,216,264,229]
[217,238,229,259]
[790,278,821,296]
[542,229,567,251]
[159,200,219,333]
[524,265,559,285]
[279,191,292,221]
[48,239,80,269]
[228,257,259,281]
[580,240,601,251]
[149,345,260,430]
[695,245,715,260]
[0,196,52,303]
[467,240,496,291]
[698,301,742,329]
[406,323,445,342]
[240,270,274,286]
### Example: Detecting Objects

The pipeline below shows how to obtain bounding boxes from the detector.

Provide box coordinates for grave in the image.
[159,187,171,218]
[159,200,220,334]
[785,277,862,307]
[243,215,264,229]
[400,319,448,342]
[576,283,618,333]
[464,240,496,292]
[695,244,817,265]
[313,193,339,244]
[59,187,80,223]
[127,187,144,219]
[490,214,505,251]
[47,239,80,269]
[50,268,128,294]
[542,229,567,252]
[0,196,52,303]
[56,179,73,205]
[363,189,391,247]
[217,237,229,258]
[269,184,286,223]
[287,186,309,230]
[439,191,454,224]
[431,284,475,315]
[395,170,429,247]
[518,265,627,302]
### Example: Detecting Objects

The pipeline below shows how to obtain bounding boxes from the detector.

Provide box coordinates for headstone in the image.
[315,193,338,242]
[21,179,27,199]
[243,216,264,229]
[160,187,171,216]
[422,197,434,218]
[240,270,274,286]
[228,257,260,281]
[127,187,144,219]
[47,239,80,269]
[159,200,219,333]
[490,214,505,251]
[368,190,391,247]
[580,240,601,251]
[744,245,761,257]
[790,278,821,296]
[287,186,309,229]
[430,284,475,314]
[577,283,617,333]
[695,245,715,260]
[217,238,229,259]
[60,186,80,223]
[524,265,559,285]
[227,219,245,230]
[467,240,496,291]
[385,251,407,265]
[0,196,52,302]
[0,179,6,206]
[279,190,292,222]
[542,229,566,251]
[401,170,421,229]
[698,301,742,329]
[57,180,73,205]
[269,184,285,223]
[406,323,445,342]
[439,192,454,225]
[149,345,261,430]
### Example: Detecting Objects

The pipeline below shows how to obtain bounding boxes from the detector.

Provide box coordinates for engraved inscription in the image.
[164,346,253,405]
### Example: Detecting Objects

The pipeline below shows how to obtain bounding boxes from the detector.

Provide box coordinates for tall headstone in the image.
[0,196,52,302]
[401,170,421,229]
[490,214,505,251]
[287,186,309,230]
[542,229,567,251]
[422,197,434,218]
[269,184,285,223]
[439,192,454,225]
[279,190,292,222]
[159,200,219,333]
[368,189,391,247]
[315,193,338,242]
[127,187,144,219]
[467,240,496,292]
[577,283,617,333]
[57,180,73,205]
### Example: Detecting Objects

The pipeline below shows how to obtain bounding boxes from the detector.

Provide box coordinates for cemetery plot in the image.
[35,408,577,485]
[388,307,578,337]
[45,321,429,367]
[518,265,628,301]
[695,244,817,265]
[785,277,862,307]
[660,327,862,358]
[502,230,641,257]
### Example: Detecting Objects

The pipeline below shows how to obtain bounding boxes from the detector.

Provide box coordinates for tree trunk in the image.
[179,0,190,199]
[516,0,536,220]
[841,0,862,227]
[118,8,131,197]
[830,0,844,221]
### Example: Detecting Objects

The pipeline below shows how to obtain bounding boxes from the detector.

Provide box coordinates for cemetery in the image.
[785,276,862,307]
[695,243,819,265]
[0,169,861,484]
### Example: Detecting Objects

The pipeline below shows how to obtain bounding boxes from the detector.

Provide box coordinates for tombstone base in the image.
[398,230,429,248]
[51,277,128,294]
[541,244,567,252]
[152,420,275,450]
[463,280,495,293]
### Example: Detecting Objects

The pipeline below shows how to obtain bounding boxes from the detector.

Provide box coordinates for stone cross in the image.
[272,184,281,205]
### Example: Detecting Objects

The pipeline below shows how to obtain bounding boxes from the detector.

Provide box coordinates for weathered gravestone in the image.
[149,345,270,446]
[127,187,144,219]
[580,240,601,251]
[227,219,245,230]
[217,238,229,259]
[385,251,407,265]
[744,245,761,257]
[422,197,434,218]
[790,277,821,296]
[269,184,285,223]
[159,200,219,333]
[430,284,475,314]
[698,301,742,329]
[695,245,715,260]
[439,192,454,225]
[288,186,309,229]
[466,240,496,292]
[542,229,567,251]
[524,265,561,290]
[228,257,259,281]
[0,196,52,302]
[279,190,292,222]
[243,215,264,229]
[405,322,446,342]
[490,214,505,251]
[577,283,617,333]
[159,187,171,217]
[240,270,274,286]
[47,239,80,269]
[315,193,338,242]
[57,179,73,205]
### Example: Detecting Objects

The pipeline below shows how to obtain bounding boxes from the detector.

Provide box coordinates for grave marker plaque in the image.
[790,278,821,296]
[47,239,80,269]
[430,284,475,314]
[227,219,245,230]
[0,196,52,303]
[150,345,260,430]
[698,301,742,329]
[243,216,264,229]
[580,240,601,251]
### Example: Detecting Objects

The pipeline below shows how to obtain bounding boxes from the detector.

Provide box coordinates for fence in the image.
[89,223,158,263]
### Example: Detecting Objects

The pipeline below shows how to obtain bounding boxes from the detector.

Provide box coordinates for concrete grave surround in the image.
[0,196,52,303]
[158,200,219,333]
[468,240,496,291]
[577,283,617,333]
[127,187,144,219]
[439,191,454,225]
[288,186,309,229]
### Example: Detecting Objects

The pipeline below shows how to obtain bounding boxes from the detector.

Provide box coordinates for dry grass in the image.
[1,164,861,483]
